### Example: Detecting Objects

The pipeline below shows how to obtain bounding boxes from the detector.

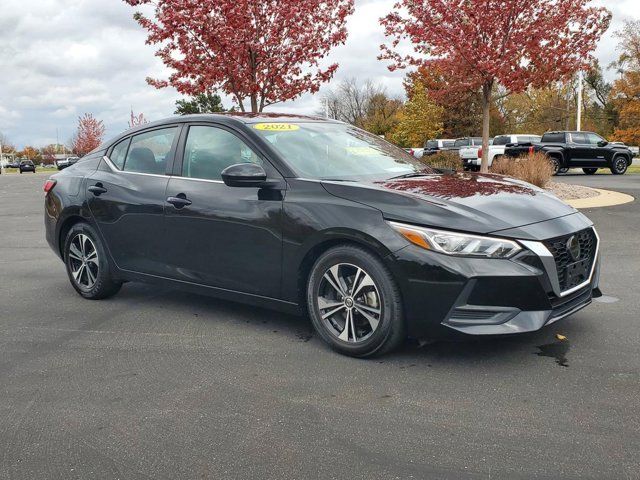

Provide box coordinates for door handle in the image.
[167,194,192,209]
[88,184,107,196]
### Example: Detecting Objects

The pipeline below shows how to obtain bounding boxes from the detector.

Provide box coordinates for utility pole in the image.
[576,71,583,132]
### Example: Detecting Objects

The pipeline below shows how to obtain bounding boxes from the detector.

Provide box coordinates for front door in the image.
[567,132,591,165]
[87,125,180,277]
[585,132,610,166]
[163,124,284,299]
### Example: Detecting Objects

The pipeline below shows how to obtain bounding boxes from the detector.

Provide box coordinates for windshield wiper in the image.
[387,170,435,180]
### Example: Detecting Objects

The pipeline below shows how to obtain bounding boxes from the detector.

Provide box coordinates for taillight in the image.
[528,146,535,155]
[43,179,57,194]
[477,148,483,158]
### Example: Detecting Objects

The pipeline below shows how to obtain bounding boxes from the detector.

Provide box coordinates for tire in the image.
[610,156,628,175]
[583,168,598,175]
[549,157,560,176]
[306,245,405,358]
[63,222,122,300]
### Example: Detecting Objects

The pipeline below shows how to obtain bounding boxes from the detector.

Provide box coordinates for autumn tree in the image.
[72,114,106,156]
[125,0,354,112]
[389,80,443,147]
[128,110,148,128]
[610,20,640,145]
[20,146,39,161]
[381,0,610,172]
[175,93,228,115]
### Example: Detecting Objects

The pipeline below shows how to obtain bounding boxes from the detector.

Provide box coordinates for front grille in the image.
[544,228,597,292]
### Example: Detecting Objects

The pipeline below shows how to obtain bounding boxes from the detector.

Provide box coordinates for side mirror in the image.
[597,140,609,147]
[221,163,268,188]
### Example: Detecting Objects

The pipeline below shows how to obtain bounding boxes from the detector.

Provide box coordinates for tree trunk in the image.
[480,81,493,173]
[250,94,259,113]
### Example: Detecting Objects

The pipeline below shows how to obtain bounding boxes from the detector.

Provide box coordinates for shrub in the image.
[423,151,461,171]
[491,152,554,188]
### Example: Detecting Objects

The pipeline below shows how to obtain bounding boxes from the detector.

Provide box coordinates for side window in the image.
[123,127,178,174]
[570,133,588,144]
[110,138,130,170]
[182,126,262,181]
[541,133,565,143]
[586,133,604,145]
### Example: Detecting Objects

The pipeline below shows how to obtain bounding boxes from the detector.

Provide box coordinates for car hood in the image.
[321,172,577,235]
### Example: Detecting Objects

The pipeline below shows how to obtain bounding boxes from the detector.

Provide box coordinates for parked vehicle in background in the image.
[44,114,601,358]
[423,139,455,156]
[404,147,425,158]
[461,134,541,171]
[504,131,634,175]
[452,137,483,156]
[19,160,36,173]
[7,161,20,169]
[56,157,80,170]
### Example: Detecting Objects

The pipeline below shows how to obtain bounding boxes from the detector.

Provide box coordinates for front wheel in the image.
[610,156,628,175]
[64,223,122,300]
[583,168,598,175]
[306,245,405,357]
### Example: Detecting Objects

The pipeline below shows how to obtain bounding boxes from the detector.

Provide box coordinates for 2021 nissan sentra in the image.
[44,114,601,357]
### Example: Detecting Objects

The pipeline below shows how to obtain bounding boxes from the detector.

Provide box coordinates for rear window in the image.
[442,141,455,148]
[471,138,483,146]
[454,138,469,147]
[541,132,565,143]
[493,136,511,146]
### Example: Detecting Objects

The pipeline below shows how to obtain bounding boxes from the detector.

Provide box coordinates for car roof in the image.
[97,113,343,153]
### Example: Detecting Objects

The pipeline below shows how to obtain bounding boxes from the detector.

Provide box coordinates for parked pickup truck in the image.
[423,139,456,156]
[503,131,634,175]
[461,134,540,171]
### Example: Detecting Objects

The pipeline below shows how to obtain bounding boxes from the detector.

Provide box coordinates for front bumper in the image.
[386,223,600,339]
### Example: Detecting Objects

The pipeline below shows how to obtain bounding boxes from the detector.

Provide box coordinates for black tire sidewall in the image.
[550,157,560,176]
[306,245,404,357]
[63,222,119,299]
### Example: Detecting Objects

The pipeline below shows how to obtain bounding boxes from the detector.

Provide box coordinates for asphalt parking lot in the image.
[1,173,639,479]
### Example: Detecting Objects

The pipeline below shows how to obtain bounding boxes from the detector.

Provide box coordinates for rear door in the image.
[87,125,181,277]
[163,123,284,298]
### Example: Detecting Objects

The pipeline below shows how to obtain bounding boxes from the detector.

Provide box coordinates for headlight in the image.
[388,221,522,258]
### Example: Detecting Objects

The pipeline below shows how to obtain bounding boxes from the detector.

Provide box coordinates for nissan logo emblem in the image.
[566,235,581,261]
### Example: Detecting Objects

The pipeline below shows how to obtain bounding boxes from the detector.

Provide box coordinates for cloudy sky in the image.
[0,0,637,149]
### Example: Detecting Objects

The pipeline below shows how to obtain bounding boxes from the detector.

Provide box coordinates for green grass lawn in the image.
[1,168,54,175]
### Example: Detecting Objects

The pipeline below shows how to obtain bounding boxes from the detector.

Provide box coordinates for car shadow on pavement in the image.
[114,282,585,367]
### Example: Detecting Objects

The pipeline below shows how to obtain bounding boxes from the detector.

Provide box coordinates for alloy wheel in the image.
[613,157,627,174]
[68,233,99,289]
[316,263,382,343]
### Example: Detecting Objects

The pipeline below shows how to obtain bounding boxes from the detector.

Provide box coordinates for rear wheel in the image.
[64,223,122,300]
[549,157,560,176]
[558,167,569,174]
[610,156,628,175]
[583,168,598,175]
[306,245,405,357]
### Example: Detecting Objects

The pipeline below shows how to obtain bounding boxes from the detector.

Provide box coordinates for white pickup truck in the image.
[461,134,541,171]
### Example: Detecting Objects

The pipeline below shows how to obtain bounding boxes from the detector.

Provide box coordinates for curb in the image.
[565,188,635,209]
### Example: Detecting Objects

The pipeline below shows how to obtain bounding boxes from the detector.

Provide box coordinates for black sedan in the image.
[44,114,601,357]
[19,160,36,173]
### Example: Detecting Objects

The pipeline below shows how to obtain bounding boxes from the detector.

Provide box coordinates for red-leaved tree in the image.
[124,0,354,112]
[381,0,611,172]
[72,114,106,156]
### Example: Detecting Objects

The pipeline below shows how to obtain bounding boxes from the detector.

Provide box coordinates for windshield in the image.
[252,122,432,181]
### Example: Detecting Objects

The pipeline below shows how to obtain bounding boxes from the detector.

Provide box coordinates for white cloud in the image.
[0,0,637,148]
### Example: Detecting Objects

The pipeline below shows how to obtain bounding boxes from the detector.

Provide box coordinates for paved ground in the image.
[0,173,638,480]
